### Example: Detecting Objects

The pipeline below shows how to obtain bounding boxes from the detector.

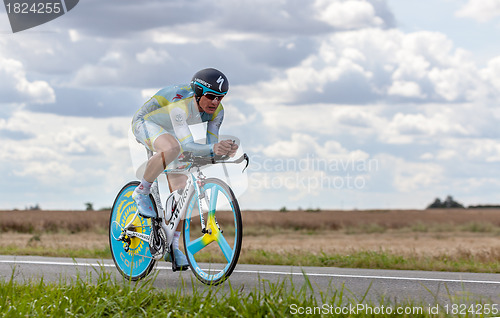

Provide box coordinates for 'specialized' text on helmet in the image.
[191,68,229,102]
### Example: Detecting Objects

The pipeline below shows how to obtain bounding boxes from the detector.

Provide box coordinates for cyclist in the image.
[131,68,238,270]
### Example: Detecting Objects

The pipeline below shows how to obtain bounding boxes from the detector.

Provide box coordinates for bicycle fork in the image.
[195,178,223,235]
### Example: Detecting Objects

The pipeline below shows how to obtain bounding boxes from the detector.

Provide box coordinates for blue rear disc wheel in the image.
[109,181,156,281]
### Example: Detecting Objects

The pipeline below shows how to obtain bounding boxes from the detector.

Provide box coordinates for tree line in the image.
[427,195,500,209]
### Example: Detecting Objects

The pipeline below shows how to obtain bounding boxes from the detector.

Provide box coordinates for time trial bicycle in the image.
[109,150,248,285]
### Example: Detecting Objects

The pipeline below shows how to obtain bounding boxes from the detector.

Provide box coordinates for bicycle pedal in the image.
[173,264,189,272]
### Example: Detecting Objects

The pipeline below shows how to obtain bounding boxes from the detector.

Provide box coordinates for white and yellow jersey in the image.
[132,84,224,157]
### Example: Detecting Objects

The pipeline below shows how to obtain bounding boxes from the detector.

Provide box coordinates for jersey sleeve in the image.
[169,106,214,157]
[206,106,224,144]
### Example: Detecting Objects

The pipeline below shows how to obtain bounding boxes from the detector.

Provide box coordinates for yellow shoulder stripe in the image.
[212,104,223,120]
[154,95,170,107]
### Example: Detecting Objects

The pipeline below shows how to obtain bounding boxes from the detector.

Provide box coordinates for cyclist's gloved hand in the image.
[228,141,238,157]
[214,140,233,156]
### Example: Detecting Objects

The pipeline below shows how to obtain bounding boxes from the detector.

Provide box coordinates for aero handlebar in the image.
[179,152,249,172]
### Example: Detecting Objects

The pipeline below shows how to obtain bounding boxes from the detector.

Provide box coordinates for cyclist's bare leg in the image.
[167,173,187,191]
[144,134,181,183]
[133,134,180,218]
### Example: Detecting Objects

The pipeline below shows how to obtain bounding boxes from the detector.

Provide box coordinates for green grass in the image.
[239,250,500,274]
[0,245,111,259]
[0,267,475,317]
[2,245,499,274]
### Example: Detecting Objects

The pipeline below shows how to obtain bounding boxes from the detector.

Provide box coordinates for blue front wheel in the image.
[183,178,242,285]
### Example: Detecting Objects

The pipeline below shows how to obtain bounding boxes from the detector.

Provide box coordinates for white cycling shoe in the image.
[132,189,157,218]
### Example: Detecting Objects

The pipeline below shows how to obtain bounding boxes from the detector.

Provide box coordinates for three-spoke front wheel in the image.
[183,178,242,285]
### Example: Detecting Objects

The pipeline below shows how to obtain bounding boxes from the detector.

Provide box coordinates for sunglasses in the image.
[204,93,224,101]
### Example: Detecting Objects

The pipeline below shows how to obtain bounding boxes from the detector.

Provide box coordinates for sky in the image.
[1,0,500,210]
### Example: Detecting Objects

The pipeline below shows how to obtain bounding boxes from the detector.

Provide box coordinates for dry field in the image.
[1,209,499,269]
[241,209,500,265]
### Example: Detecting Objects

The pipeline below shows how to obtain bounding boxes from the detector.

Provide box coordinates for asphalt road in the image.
[1,255,499,308]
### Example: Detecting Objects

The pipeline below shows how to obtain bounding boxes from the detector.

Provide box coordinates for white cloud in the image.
[393,160,443,192]
[141,88,159,100]
[14,161,76,182]
[380,109,469,144]
[481,56,500,92]
[388,80,425,98]
[73,64,122,86]
[260,132,370,166]
[249,28,491,105]
[261,133,318,158]
[151,28,203,45]
[436,149,458,161]
[376,154,444,193]
[136,48,171,65]
[315,0,384,29]
[0,110,134,208]
[456,0,500,22]
[0,57,55,104]
[460,139,500,162]
[68,29,81,42]
[252,103,383,140]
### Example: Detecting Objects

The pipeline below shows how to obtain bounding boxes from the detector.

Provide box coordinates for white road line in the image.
[1,260,499,285]
[0,260,116,268]
[233,270,500,285]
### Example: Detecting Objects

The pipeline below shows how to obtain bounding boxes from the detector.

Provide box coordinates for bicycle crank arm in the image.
[124,229,150,243]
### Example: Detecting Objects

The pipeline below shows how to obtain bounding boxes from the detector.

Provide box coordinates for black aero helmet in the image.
[191,68,229,102]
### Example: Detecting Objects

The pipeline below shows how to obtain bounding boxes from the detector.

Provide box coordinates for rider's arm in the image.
[169,106,215,157]
[206,106,224,144]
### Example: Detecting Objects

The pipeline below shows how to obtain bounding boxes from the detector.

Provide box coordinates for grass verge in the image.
[239,250,500,273]
[0,245,111,259]
[2,245,499,273]
[2,243,499,273]
[0,267,480,317]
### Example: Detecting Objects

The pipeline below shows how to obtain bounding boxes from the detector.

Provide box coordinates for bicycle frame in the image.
[161,172,196,252]
[120,159,207,255]
[118,150,248,258]
[110,149,248,283]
